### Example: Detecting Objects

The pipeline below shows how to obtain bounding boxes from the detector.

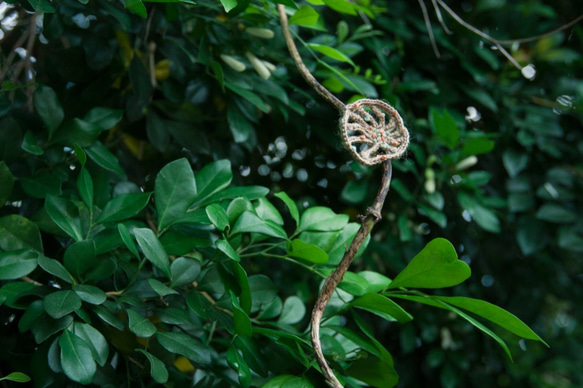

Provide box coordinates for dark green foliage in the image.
[1,0,581,387]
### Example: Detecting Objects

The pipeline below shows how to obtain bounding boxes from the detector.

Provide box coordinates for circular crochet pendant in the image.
[340,99,409,166]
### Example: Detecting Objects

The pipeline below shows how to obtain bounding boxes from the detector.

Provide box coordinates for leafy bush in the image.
[1,0,581,387]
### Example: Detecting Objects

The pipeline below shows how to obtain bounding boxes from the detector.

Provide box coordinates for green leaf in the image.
[74,144,87,166]
[59,330,97,384]
[45,195,84,241]
[263,375,315,388]
[95,192,151,224]
[74,322,109,366]
[77,168,94,210]
[73,285,107,305]
[135,350,169,384]
[170,257,201,287]
[125,0,147,17]
[22,130,44,155]
[227,346,252,388]
[20,173,62,199]
[249,275,277,314]
[388,238,470,289]
[323,0,356,14]
[231,211,287,239]
[430,108,459,149]
[234,336,268,377]
[401,295,513,360]
[127,309,157,337]
[232,261,252,314]
[358,271,392,293]
[206,203,230,232]
[86,141,125,176]
[148,279,179,296]
[288,239,328,264]
[298,206,349,232]
[0,372,31,383]
[458,193,500,233]
[308,44,356,67]
[227,105,253,143]
[156,158,197,231]
[44,290,82,319]
[31,314,74,344]
[432,296,547,345]
[216,239,241,262]
[460,137,495,158]
[503,149,529,177]
[94,305,124,331]
[0,161,15,207]
[536,203,577,223]
[516,217,547,256]
[219,0,237,12]
[351,293,412,323]
[277,296,306,324]
[230,290,253,337]
[0,250,38,280]
[225,82,269,113]
[83,107,124,130]
[274,192,299,226]
[199,186,269,207]
[34,85,63,135]
[38,254,75,284]
[418,203,447,228]
[346,357,399,387]
[18,299,45,332]
[134,228,171,278]
[156,331,211,365]
[194,159,233,204]
[118,223,140,257]
[333,270,369,296]
[64,240,97,279]
[254,198,284,226]
[288,5,320,27]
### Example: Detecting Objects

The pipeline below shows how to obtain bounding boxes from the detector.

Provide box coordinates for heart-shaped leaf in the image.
[388,238,470,289]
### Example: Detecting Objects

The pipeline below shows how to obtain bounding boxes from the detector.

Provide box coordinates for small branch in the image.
[21,276,42,286]
[418,0,441,59]
[497,13,583,45]
[431,0,451,34]
[277,5,345,112]
[310,161,392,388]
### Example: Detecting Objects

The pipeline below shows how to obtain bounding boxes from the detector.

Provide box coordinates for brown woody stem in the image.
[310,161,392,387]
[277,5,394,386]
[277,5,345,112]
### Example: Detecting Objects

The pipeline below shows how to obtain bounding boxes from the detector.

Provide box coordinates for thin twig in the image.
[277,5,345,112]
[418,0,441,58]
[310,162,392,387]
[497,13,583,45]
[431,0,451,34]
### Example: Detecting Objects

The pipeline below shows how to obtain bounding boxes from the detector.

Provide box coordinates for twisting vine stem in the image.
[277,5,404,387]
[277,5,345,112]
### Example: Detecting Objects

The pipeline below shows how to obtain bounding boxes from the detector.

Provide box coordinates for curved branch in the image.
[277,5,345,112]
[310,161,392,387]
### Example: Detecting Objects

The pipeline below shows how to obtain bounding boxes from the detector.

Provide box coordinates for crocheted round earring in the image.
[340,99,409,166]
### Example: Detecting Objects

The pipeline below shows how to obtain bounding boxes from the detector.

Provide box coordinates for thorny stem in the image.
[277,4,395,387]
